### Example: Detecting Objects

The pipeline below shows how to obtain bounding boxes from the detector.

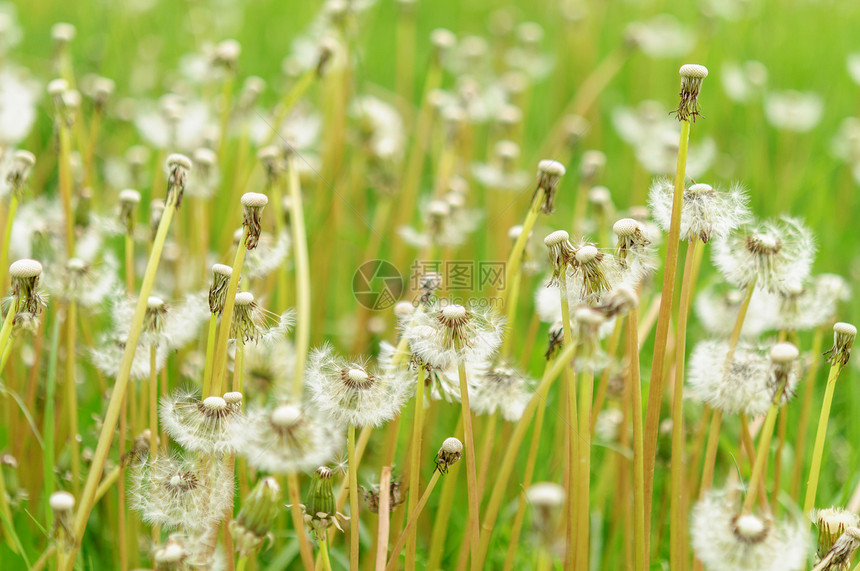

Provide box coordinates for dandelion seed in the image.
[815,526,860,571]
[712,217,816,295]
[690,488,807,571]
[613,218,657,278]
[306,344,411,427]
[161,391,247,455]
[649,179,752,243]
[242,402,343,474]
[773,274,850,332]
[469,365,533,422]
[543,230,575,285]
[566,243,629,306]
[130,453,233,532]
[44,255,119,308]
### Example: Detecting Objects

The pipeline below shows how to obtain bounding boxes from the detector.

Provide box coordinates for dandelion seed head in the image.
[161,390,246,455]
[470,365,533,421]
[649,178,751,243]
[435,437,462,473]
[825,322,856,366]
[51,22,75,44]
[49,490,75,512]
[814,508,860,559]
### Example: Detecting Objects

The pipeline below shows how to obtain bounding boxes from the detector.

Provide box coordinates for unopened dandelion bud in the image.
[6,150,36,196]
[208,264,233,314]
[825,322,856,367]
[165,153,192,207]
[816,526,860,571]
[815,508,860,560]
[241,192,268,250]
[534,159,566,213]
[435,437,463,473]
[10,259,43,317]
[231,476,281,556]
[675,63,709,122]
[50,491,75,548]
[580,150,606,185]
[301,466,347,539]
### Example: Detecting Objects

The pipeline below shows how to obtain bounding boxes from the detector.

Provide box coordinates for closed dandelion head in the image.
[691,488,807,571]
[131,454,233,532]
[814,508,860,560]
[815,526,860,571]
[230,476,281,557]
[649,179,752,243]
[435,437,463,473]
[470,365,533,422]
[404,302,503,370]
[565,242,629,306]
[208,264,233,315]
[674,63,709,122]
[240,192,268,250]
[544,230,575,285]
[9,258,45,319]
[166,153,192,207]
[306,344,411,427]
[824,322,856,367]
[88,76,114,111]
[595,285,639,319]
[241,402,343,474]
[533,159,566,213]
[713,217,815,295]
[299,466,348,540]
[6,150,35,196]
[161,391,246,455]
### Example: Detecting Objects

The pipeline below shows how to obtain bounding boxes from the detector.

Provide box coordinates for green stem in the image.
[211,230,248,396]
[233,339,245,393]
[643,118,691,530]
[669,238,699,569]
[456,353,480,568]
[557,269,579,570]
[63,192,179,570]
[65,301,81,496]
[405,368,426,570]
[149,344,158,458]
[475,341,578,569]
[318,535,333,571]
[0,195,18,288]
[288,154,310,401]
[43,316,62,525]
[426,416,463,571]
[790,327,824,498]
[743,381,788,513]
[348,424,360,570]
[384,471,442,571]
[201,313,218,397]
[628,308,646,571]
[0,295,18,355]
[503,188,545,304]
[803,362,843,514]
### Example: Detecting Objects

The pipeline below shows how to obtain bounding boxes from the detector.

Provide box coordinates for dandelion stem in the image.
[65,301,81,496]
[0,195,18,289]
[803,361,844,514]
[743,379,788,513]
[63,189,179,570]
[628,308,647,571]
[287,472,315,571]
[124,233,134,294]
[43,316,62,524]
[0,294,18,355]
[202,313,218,397]
[405,367,426,570]
[385,470,442,571]
[58,125,75,258]
[643,118,691,528]
[233,339,245,393]
[211,229,248,396]
[669,238,699,569]
[790,327,824,498]
[348,424,361,570]
[288,154,310,401]
[426,416,463,571]
[503,188,545,304]
[149,344,158,458]
[455,348,481,568]
[375,466,392,571]
[475,341,578,569]
[318,535,333,571]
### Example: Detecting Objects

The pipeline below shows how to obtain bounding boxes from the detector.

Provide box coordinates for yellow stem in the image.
[65,301,81,496]
[202,313,218,397]
[405,368,426,570]
[288,154,311,401]
[211,231,248,396]
[385,471,442,571]
[803,362,843,514]
[348,424,360,570]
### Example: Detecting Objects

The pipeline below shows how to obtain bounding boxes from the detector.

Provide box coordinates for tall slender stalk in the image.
[375,466,392,571]
[348,424,361,570]
[628,307,647,571]
[287,153,310,400]
[385,470,443,571]
[455,349,481,568]
[557,268,579,570]
[62,172,182,570]
[210,231,248,396]
[64,300,80,495]
[669,238,699,569]
[287,472,315,571]
[803,360,846,514]
[404,368,426,570]
[790,328,824,498]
